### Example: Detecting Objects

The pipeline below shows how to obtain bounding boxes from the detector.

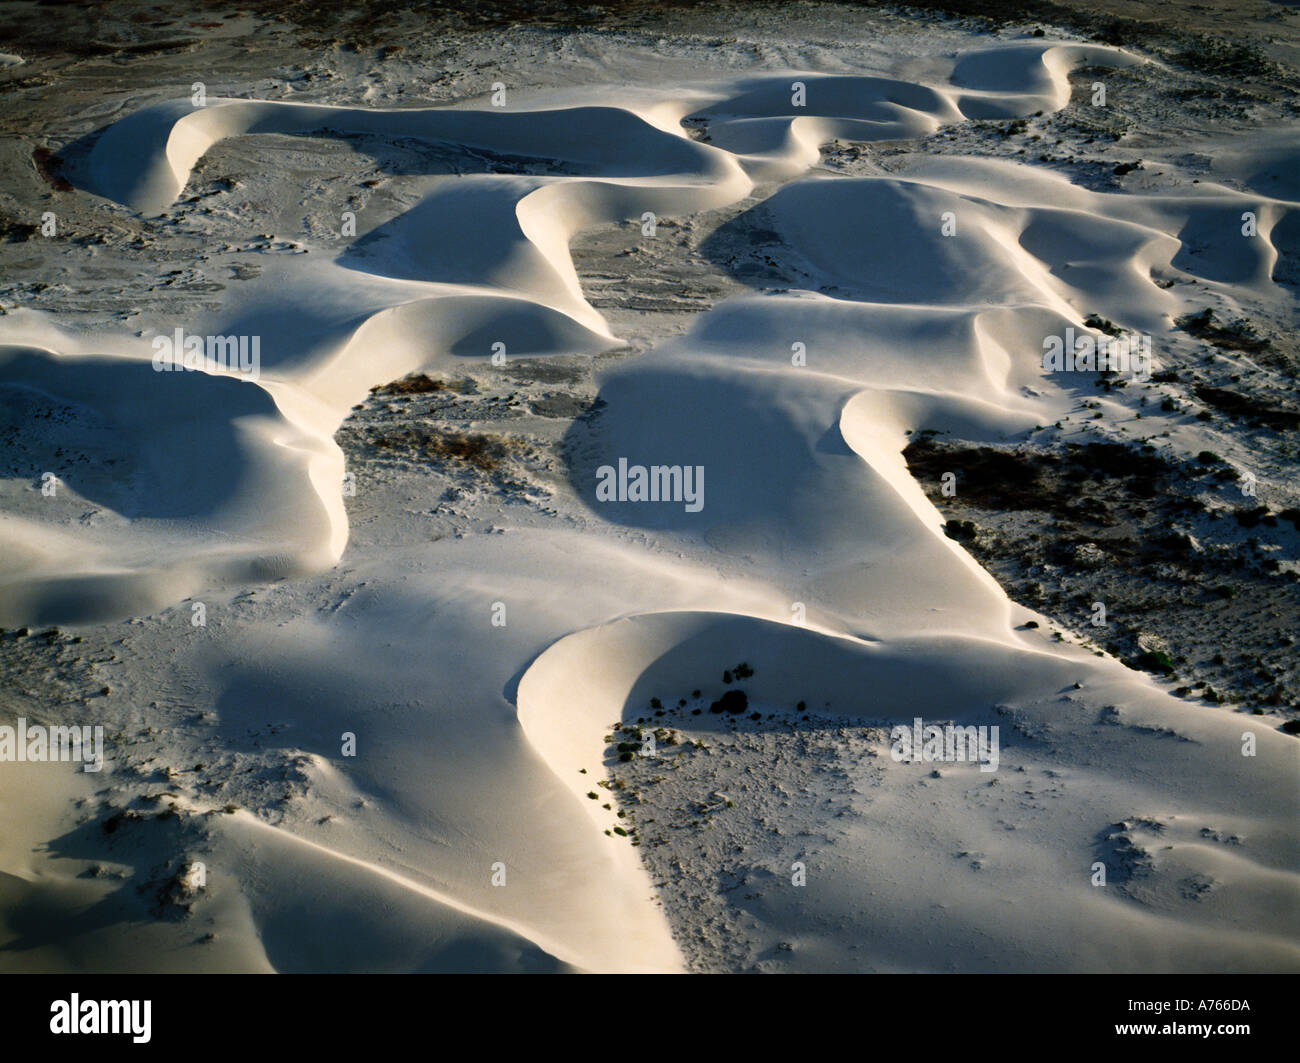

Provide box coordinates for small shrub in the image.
[1134,649,1175,675]
[709,689,748,715]
[944,519,978,543]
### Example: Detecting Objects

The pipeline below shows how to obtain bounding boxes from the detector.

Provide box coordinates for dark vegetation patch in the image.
[1177,309,1272,356]
[1134,649,1175,676]
[370,372,452,396]
[3,1,1289,102]
[1084,313,1122,337]
[904,434,1300,716]
[32,147,73,192]
[363,425,521,471]
[945,519,978,542]
[0,210,38,242]
[905,437,1173,513]
[1168,36,1278,81]
[709,689,749,714]
[1192,386,1300,433]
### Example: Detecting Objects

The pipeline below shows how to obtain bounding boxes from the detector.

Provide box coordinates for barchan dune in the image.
[1,22,1296,974]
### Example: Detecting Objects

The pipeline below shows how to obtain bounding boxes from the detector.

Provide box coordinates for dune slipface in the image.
[1,21,1296,976]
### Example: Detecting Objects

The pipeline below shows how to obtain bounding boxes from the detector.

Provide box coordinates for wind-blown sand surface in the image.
[0,1,1296,972]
